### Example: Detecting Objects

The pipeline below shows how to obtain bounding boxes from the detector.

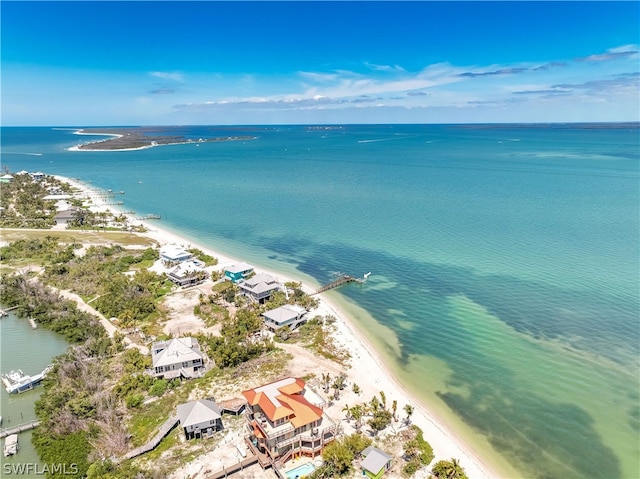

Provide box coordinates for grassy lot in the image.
[0,228,157,247]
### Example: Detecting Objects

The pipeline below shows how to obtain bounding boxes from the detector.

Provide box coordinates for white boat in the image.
[1,365,52,394]
[3,434,19,457]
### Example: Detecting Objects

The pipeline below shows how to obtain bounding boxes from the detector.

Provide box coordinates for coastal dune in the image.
[58,175,499,479]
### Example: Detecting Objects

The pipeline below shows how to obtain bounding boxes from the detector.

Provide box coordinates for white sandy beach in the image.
[56,175,500,479]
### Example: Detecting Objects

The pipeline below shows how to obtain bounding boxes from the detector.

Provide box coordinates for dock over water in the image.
[311,273,370,295]
[0,420,40,439]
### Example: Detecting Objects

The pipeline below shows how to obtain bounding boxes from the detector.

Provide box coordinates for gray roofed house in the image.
[361,446,393,479]
[151,337,207,379]
[54,209,79,225]
[177,399,223,439]
[263,304,307,331]
[238,273,280,303]
[167,260,206,287]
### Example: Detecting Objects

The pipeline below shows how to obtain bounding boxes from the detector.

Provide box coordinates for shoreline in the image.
[67,128,257,152]
[54,174,503,479]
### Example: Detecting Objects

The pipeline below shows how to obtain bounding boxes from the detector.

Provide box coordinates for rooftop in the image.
[152,337,204,368]
[242,377,322,428]
[177,399,221,428]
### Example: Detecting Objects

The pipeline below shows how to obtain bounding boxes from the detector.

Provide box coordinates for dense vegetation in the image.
[0,171,142,231]
[309,434,372,478]
[429,458,469,479]
[0,173,65,228]
[403,425,435,476]
[0,274,108,347]
[196,308,275,368]
[0,235,290,477]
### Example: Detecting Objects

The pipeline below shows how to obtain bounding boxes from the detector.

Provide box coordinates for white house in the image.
[159,244,194,265]
[151,337,207,379]
[167,260,207,287]
[177,399,223,440]
[262,304,307,331]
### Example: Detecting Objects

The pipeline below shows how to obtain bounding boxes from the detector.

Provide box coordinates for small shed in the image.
[361,446,393,479]
[177,399,223,440]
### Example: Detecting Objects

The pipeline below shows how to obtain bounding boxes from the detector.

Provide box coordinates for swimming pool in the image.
[285,461,316,479]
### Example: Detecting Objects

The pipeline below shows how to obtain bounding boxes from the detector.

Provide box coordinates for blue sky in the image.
[2,1,639,125]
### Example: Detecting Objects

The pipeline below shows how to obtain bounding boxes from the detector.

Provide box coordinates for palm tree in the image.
[322,373,331,393]
[370,395,380,414]
[379,390,387,410]
[447,458,464,479]
[404,404,414,425]
[392,399,398,422]
[350,404,365,432]
[341,404,351,422]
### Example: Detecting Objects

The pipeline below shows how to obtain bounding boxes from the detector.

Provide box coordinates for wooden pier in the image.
[0,306,18,317]
[311,273,370,296]
[0,420,40,439]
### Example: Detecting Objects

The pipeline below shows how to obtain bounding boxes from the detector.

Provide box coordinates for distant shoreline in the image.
[68,127,256,151]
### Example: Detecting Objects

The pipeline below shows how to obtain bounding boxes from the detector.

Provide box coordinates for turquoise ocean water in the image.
[1,124,638,478]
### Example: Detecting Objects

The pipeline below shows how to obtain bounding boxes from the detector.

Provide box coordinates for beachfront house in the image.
[262,304,307,331]
[54,209,79,226]
[238,273,280,303]
[224,262,254,283]
[167,260,207,287]
[159,244,194,266]
[177,399,223,440]
[242,377,337,465]
[30,171,46,181]
[361,446,393,479]
[151,337,207,379]
[0,174,14,183]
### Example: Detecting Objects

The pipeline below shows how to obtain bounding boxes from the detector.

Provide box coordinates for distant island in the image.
[72,127,256,151]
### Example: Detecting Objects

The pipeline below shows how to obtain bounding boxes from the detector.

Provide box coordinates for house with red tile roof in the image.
[242,377,337,466]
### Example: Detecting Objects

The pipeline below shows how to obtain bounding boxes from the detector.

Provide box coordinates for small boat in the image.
[3,434,19,457]
[2,365,52,394]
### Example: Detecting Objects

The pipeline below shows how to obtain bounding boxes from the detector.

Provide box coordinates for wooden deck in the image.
[117,415,179,462]
[0,420,40,439]
[205,455,260,479]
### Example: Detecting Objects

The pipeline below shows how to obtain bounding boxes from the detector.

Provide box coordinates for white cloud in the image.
[150,71,185,82]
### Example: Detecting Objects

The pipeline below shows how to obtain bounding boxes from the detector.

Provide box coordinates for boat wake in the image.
[3,152,43,156]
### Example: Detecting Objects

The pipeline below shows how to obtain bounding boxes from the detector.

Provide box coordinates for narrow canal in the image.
[1,309,70,476]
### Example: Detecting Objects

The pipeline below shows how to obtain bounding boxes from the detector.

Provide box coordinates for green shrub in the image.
[126,393,144,408]
[149,379,168,397]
